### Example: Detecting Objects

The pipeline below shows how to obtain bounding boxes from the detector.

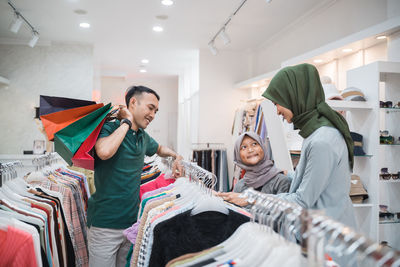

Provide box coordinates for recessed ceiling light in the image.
[342,48,353,53]
[79,22,90,28]
[74,9,87,15]
[376,35,387,40]
[140,69,147,73]
[141,59,149,64]
[251,84,258,88]
[313,59,323,63]
[161,0,173,6]
[156,15,169,20]
[152,26,163,32]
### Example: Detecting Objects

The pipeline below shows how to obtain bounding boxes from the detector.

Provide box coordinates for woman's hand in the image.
[216,192,249,207]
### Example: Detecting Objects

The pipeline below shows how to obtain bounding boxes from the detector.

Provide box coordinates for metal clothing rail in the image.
[241,188,400,267]
[0,160,23,187]
[191,142,225,149]
[31,152,62,170]
[161,157,217,190]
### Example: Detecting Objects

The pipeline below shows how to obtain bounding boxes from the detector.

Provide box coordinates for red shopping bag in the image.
[41,103,104,141]
[71,118,106,170]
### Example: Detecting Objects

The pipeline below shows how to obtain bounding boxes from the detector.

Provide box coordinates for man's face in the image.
[129,92,159,129]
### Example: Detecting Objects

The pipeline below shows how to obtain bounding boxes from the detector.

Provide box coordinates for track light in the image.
[220,29,230,45]
[8,1,40,48]
[28,31,39,48]
[9,13,23,33]
[208,42,218,56]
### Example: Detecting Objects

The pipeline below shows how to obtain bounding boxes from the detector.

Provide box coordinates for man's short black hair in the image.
[125,85,160,107]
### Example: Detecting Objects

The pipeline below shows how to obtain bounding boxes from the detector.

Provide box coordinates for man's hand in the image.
[216,192,249,207]
[117,105,133,123]
[172,156,184,178]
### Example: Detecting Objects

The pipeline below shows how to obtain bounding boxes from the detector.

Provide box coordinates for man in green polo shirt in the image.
[87,85,183,267]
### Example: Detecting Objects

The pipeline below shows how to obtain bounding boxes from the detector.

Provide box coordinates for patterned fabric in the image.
[30,179,88,267]
[137,224,151,267]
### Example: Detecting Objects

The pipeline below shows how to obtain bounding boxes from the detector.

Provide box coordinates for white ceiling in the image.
[0,0,329,77]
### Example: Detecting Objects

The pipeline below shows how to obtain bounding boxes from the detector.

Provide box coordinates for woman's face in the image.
[276,104,294,123]
[239,135,264,166]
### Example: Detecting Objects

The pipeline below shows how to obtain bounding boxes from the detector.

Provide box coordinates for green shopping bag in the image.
[54,103,112,165]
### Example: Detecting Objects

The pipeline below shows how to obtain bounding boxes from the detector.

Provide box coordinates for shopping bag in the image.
[71,118,106,170]
[40,103,104,141]
[40,95,96,116]
[54,103,112,165]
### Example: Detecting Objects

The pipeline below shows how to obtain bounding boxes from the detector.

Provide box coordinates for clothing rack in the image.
[0,160,23,187]
[161,157,217,190]
[191,142,225,150]
[242,188,400,267]
[32,152,63,170]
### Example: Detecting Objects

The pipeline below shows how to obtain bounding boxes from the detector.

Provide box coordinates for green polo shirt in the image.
[87,120,159,229]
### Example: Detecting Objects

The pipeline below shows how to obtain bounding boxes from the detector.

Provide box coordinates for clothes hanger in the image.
[190,172,229,215]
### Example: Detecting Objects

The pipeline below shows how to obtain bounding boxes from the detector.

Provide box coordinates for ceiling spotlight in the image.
[342,48,353,53]
[141,59,149,64]
[251,84,258,88]
[161,0,173,6]
[140,69,147,73]
[313,59,323,63]
[79,22,91,28]
[28,31,39,48]
[376,35,387,40]
[9,13,23,33]
[152,26,164,32]
[266,0,272,3]
[220,29,230,45]
[208,42,218,56]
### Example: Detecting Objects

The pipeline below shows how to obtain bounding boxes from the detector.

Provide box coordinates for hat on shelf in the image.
[350,174,368,204]
[350,131,367,156]
[341,87,366,101]
[321,76,342,100]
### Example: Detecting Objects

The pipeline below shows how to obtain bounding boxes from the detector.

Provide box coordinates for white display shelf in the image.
[379,144,400,146]
[379,220,400,225]
[353,203,373,208]
[326,100,373,111]
[354,154,373,158]
[380,180,400,183]
[380,108,400,112]
[0,76,10,86]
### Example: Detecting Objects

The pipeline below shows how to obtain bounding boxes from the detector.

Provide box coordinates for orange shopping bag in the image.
[40,103,104,141]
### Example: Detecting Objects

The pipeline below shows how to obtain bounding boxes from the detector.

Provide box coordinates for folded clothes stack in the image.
[341,87,366,101]
[349,174,368,204]
[141,156,162,184]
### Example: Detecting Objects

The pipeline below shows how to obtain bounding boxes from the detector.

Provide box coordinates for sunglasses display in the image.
[380,168,400,180]
[380,130,400,145]
[380,100,400,108]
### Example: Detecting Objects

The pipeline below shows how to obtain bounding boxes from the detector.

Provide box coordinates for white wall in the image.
[198,49,250,178]
[177,51,200,160]
[251,0,392,76]
[0,43,93,154]
[317,42,388,91]
[100,75,179,151]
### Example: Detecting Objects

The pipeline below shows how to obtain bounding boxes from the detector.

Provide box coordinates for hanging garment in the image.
[148,209,249,267]
[0,225,38,267]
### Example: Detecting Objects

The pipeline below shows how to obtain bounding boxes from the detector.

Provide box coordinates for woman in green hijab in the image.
[262,63,357,230]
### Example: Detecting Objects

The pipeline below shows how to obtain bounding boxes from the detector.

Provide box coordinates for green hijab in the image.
[262,63,354,169]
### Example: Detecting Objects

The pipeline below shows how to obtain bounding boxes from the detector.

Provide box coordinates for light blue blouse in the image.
[278,126,357,229]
